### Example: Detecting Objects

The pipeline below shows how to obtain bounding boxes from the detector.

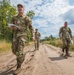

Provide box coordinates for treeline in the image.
[41,35,56,42]
[0,0,16,40]
[42,35,74,50]
[0,0,35,42]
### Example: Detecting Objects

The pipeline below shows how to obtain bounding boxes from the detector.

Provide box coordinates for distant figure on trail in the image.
[34,29,41,50]
[59,22,72,57]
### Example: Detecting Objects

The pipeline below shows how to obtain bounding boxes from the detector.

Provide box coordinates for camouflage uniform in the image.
[11,14,33,69]
[35,32,41,50]
[59,26,72,55]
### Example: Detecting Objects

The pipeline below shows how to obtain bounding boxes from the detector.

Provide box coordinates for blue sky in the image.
[10,0,74,38]
[69,0,74,5]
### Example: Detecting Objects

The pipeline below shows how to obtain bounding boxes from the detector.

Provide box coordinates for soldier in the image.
[59,22,72,56]
[9,4,34,75]
[34,29,41,50]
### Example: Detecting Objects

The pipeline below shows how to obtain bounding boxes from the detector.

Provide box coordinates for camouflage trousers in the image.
[62,38,71,55]
[35,39,40,50]
[12,38,25,69]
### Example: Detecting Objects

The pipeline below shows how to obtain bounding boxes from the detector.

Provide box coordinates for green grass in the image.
[44,38,74,51]
[0,40,34,54]
[0,40,11,53]
[70,39,74,50]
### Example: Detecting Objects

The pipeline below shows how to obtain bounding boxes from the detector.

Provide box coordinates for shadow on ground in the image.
[49,55,66,61]
[0,65,16,75]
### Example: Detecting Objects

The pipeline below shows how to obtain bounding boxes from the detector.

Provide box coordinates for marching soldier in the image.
[34,29,41,50]
[59,22,72,57]
[9,4,34,75]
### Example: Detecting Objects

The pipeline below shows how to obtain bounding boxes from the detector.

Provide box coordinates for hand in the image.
[32,37,35,41]
[60,37,62,40]
[71,38,73,40]
[8,26,15,29]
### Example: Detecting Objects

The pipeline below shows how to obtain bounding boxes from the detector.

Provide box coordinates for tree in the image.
[26,10,35,19]
[0,0,16,40]
[49,35,56,40]
[0,0,35,42]
[45,36,49,41]
[26,10,35,42]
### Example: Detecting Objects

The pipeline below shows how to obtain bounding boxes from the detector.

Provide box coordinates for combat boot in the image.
[13,68,22,75]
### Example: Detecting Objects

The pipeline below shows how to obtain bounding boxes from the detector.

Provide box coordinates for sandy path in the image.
[0,44,74,75]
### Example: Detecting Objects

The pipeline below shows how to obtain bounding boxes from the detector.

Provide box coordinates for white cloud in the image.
[10,0,74,38]
[10,0,24,6]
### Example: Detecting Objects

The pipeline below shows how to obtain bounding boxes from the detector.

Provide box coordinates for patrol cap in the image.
[35,28,38,30]
[17,4,23,7]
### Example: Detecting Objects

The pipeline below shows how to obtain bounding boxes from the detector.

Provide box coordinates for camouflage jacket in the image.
[11,14,33,40]
[59,26,72,39]
[35,32,41,40]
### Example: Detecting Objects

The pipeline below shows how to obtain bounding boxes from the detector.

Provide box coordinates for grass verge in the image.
[44,38,74,51]
[0,40,11,53]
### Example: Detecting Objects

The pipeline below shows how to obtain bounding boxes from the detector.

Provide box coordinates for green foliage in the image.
[26,10,35,19]
[0,0,16,40]
[49,39,62,47]
[44,37,74,51]
[26,10,35,42]
[70,37,74,51]
[49,41,56,46]
[0,0,35,42]
[26,28,31,42]
[0,40,11,53]
[41,35,56,42]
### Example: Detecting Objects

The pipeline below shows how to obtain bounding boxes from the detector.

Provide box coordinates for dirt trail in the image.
[0,44,74,75]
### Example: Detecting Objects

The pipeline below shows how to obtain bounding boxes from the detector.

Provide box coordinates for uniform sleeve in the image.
[11,17,14,24]
[11,16,19,31]
[69,28,72,38]
[59,27,62,37]
[39,33,41,37]
[11,16,18,39]
[25,16,34,37]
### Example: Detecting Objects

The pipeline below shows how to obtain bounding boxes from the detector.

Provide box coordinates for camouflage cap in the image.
[17,4,23,7]
[35,28,38,30]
